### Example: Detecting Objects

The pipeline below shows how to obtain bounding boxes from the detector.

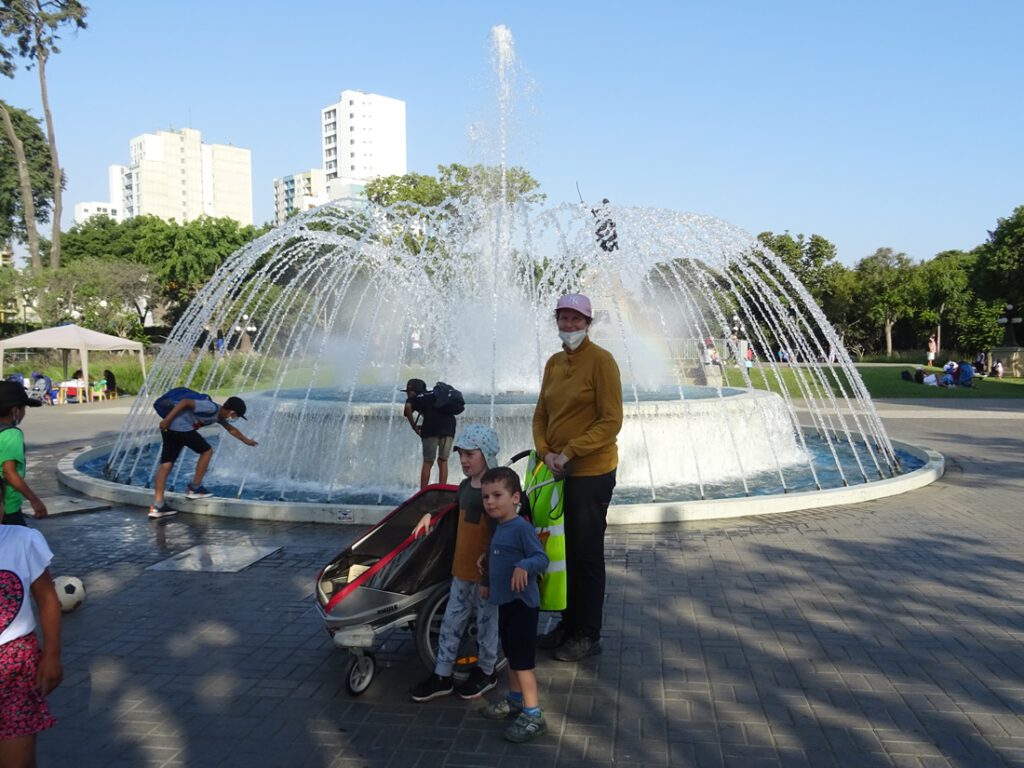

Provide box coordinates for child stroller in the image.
[315,450,539,695]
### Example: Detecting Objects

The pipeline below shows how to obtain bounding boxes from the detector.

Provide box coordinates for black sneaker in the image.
[409,673,453,702]
[504,711,548,743]
[536,622,570,650]
[147,503,176,520]
[554,636,602,662]
[185,483,213,499]
[456,667,497,700]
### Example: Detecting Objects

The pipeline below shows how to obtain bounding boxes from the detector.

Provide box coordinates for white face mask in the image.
[559,329,587,351]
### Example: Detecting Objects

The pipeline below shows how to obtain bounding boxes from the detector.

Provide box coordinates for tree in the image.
[0,99,53,271]
[365,163,545,208]
[853,248,917,356]
[26,257,150,334]
[756,231,843,308]
[1,0,89,269]
[915,250,973,356]
[975,205,1024,312]
[148,217,267,325]
[436,163,545,205]
[364,172,447,208]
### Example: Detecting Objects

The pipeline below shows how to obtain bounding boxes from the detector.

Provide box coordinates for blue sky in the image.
[3,0,1021,265]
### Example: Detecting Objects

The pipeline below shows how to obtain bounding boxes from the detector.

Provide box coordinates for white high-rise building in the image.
[273,169,329,225]
[321,90,406,203]
[73,201,122,225]
[110,127,253,226]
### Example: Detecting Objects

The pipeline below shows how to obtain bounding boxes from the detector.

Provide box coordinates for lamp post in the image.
[996,304,1022,347]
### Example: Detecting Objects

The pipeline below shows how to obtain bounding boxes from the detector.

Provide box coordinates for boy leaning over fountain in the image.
[409,424,501,702]
[148,395,258,519]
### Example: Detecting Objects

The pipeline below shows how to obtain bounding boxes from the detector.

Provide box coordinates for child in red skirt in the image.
[0,524,63,767]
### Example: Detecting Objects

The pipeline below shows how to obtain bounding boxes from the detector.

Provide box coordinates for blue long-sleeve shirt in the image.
[486,515,549,608]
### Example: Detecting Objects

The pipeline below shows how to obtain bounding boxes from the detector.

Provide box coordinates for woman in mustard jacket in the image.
[532,293,623,662]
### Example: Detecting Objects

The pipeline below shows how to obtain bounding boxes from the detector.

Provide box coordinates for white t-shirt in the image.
[0,525,53,645]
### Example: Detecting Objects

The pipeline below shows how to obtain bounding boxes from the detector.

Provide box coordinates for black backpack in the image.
[431,381,465,416]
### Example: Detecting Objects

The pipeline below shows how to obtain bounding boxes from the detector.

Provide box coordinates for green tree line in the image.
[756,204,1023,358]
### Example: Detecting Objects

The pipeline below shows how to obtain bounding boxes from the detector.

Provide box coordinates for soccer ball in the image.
[53,575,85,613]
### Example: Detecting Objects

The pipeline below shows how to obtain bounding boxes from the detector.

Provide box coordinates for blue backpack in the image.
[153,387,213,418]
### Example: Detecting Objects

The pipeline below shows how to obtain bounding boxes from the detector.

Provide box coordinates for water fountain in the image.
[63,27,941,523]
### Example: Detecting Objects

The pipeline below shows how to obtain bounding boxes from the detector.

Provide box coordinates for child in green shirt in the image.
[0,381,48,526]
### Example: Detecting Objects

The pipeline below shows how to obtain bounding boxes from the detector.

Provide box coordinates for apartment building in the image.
[110,127,253,226]
[321,90,406,203]
[272,168,329,225]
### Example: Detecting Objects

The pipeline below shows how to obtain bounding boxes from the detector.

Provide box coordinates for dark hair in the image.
[405,378,427,394]
[480,466,522,495]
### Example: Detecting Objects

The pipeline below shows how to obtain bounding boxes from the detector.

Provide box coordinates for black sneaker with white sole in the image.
[456,667,497,699]
[148,503,177,520]
[409,673,453,702]
[185,483,213,499]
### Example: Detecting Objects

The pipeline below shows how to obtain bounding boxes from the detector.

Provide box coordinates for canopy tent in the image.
[0,324,146,394]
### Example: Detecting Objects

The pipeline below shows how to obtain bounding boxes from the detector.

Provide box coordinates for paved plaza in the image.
[18,397,1024,767]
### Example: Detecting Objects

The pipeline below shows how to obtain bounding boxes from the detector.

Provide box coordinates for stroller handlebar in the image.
[508,449,533,465]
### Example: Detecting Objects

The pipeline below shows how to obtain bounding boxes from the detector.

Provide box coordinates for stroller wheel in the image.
[345,651,376,696]
[415,582,453,673]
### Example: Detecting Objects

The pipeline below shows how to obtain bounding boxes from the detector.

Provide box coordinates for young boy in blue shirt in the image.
[479,466,550,743]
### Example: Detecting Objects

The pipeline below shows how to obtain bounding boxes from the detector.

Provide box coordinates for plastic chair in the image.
[91,379,107,401]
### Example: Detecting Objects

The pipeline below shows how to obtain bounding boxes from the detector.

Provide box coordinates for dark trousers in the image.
[561,470,616,640]
[1,511,28,526]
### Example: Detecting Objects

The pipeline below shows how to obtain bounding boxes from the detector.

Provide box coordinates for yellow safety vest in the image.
[527,451,566,612]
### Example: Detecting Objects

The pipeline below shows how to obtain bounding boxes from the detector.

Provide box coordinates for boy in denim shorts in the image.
[402,378,456,489]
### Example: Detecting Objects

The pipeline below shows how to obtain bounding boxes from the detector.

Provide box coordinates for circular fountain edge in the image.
[59,439,944,526]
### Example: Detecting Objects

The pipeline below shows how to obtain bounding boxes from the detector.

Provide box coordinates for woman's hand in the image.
[544,452,570,477]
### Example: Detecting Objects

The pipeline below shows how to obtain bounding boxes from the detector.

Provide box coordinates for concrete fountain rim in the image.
[58,437,943,526]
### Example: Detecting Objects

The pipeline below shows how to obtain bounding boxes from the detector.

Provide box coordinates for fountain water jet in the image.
[68,26,938,522]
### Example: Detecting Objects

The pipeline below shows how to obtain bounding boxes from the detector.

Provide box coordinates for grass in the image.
[721,363,1024,400]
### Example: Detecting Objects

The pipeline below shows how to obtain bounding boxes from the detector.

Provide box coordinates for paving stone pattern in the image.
[22,400,1024,766]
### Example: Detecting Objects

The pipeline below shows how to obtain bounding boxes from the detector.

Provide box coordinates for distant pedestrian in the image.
[402,378,457,489]
[926,335,936,366]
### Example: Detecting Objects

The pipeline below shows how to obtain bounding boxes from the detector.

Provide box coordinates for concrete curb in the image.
[58,438,943,526]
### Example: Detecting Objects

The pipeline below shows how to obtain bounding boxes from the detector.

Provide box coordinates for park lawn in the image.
[853,365,1024,399]
[722,364,1024,400]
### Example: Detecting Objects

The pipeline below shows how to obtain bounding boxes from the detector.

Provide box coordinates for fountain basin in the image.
[59,437,942,525]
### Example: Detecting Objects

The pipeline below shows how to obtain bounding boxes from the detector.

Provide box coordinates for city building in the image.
[272,169,329,225]
[110,127,253,226]
[73,201,122,225]
[321,90,406,204]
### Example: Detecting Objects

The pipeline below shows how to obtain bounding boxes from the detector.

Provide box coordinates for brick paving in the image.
[16,398,1024,767]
